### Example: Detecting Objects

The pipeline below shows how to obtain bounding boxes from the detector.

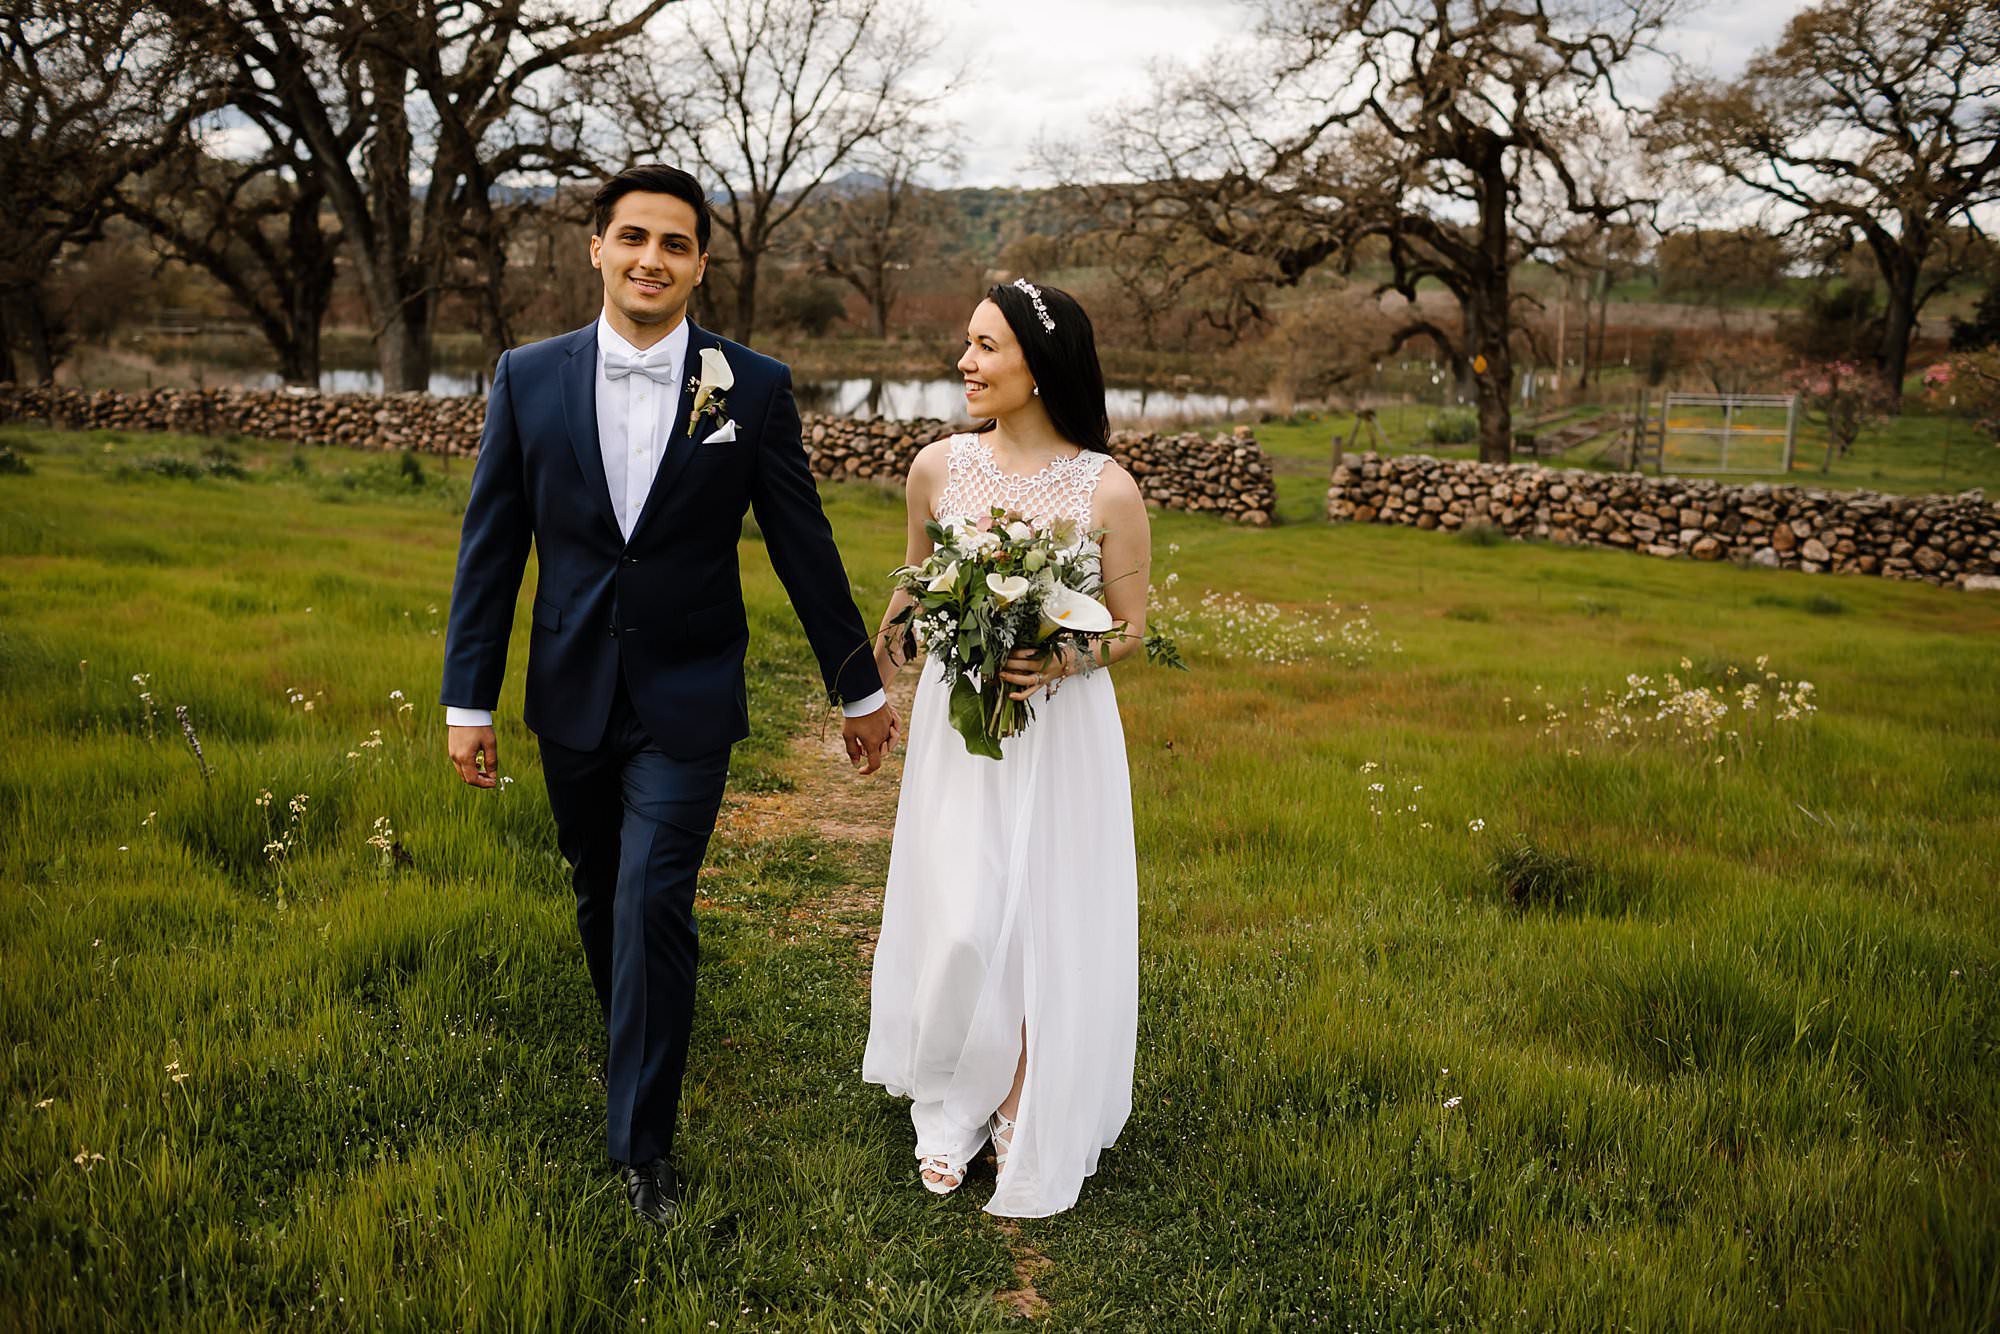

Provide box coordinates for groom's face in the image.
[591,192,707,329]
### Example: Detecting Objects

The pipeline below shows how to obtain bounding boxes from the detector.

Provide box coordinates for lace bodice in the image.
[933,432,1110,531]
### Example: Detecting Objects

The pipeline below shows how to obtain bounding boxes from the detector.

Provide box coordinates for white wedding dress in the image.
[862,432,1139,1218]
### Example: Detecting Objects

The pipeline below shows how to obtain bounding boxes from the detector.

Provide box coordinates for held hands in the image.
[1000,642,1080,701]
[842,703,902,775]
[447,725,500,789]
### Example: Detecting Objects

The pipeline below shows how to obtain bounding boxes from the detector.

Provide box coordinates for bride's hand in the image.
[1000,643,1075,701]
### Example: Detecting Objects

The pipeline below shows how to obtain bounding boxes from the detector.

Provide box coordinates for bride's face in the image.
[957,300,1035,416]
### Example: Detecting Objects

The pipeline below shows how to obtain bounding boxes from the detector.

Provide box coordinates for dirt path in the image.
[713,674,916,965]
[719,673,916,848]
[715,673,1057,1321]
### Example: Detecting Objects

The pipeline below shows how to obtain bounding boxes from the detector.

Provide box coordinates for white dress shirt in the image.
[596,310,687,542]
[447,311,884,728]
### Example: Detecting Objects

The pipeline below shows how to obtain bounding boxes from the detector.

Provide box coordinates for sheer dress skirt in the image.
[861,654,1138,1218]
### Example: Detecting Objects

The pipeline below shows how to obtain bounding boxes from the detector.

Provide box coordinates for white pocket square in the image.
[701,419,738,445]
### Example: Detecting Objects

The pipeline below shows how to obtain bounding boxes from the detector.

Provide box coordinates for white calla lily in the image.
[986,573,1031,605]
[926,560,960,593]
[689,347,735,429]
[1040,582,1113,633]
[696,346,735,392]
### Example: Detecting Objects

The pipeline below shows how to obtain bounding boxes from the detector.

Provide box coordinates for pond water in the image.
[794,377,1256,424]
[254,368,1255,423]
[253,368,486,396]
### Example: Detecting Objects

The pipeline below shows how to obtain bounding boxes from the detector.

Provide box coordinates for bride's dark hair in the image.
[976,280,1110,454]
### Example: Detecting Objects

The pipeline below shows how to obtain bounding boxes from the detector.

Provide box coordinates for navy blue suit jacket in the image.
[440,320,880,758]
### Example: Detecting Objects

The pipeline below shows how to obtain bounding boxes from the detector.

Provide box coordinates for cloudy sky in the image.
[927,0,1813,187]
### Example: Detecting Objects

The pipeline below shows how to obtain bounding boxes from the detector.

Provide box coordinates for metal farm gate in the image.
[1628,391,1799,476]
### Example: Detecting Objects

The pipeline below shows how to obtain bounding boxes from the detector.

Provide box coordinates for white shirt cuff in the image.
[840,690,887,718]
[445,707,495,728]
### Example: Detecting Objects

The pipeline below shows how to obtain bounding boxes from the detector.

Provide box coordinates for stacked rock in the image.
[0,385,488,455]
[798,417,1275,524]
[1326,452,1999,586]
[0,387,1280,524]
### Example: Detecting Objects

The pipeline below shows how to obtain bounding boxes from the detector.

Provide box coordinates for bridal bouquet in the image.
[886,509,1121,759]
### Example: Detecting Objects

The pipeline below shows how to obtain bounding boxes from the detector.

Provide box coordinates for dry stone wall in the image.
[1327,452,1999,587]
[0,386,1277,523]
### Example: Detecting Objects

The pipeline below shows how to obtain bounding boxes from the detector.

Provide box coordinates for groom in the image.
[440,164,898,1229]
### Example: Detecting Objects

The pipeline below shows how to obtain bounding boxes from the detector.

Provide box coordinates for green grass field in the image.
[2,425,1997,1330]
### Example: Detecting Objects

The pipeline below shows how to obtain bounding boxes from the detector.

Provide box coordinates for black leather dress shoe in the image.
[619,1157,679,1229]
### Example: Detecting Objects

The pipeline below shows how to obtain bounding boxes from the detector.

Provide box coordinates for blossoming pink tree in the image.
[1923,353,2000,446]
[1787,361,1897,472]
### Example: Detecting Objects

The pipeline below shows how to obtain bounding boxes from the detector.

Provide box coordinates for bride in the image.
[861,280,1149,1217]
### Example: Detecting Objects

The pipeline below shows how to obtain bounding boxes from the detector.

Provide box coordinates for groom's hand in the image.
[842,704,900,776]
[448,725,500,789]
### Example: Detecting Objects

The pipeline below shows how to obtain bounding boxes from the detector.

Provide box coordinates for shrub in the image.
[1775,285,1881,363]
[1454,520,1505,547]
[201,445,248,479]
[764,275,848,337]
[1645,330,1675,386]
[1489,838,1594,910]
[1426,408,1478,445]
[123,447,245,481]
[0,445,30,476]
[129,455,205,480]
[1947,285,2000,352]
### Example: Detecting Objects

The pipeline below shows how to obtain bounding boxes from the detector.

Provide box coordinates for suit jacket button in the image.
[624,556,640,565]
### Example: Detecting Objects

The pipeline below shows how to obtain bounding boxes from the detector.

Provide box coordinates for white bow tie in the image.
[603,348,678,386]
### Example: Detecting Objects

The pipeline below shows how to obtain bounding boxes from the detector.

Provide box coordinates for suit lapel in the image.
[558,323,622,537]
[627,320,712,542]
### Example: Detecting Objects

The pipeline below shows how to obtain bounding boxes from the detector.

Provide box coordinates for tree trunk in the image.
[0,297,16,385]
[1876,250,1921,416]
[284,186,333,386]
[732,249,760,344]
[361,51,431,393]
[1474,344,1513,464]
[1591,275,1611,388]
[375,296,434,394]
[1461,281,1513,463]
[870,271,890,339]
[19,292,58,384]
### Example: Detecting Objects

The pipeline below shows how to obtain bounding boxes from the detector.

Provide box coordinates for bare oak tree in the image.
[111,120,342,386]
[806,124,959,339]
[1652,0,2000,408]
[0,0,206,382]
[615,0,944,343]
[158,0,679,391]
[1083,0,1678,462]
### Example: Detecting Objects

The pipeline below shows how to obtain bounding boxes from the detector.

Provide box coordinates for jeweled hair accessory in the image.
[1012,278,1056,333]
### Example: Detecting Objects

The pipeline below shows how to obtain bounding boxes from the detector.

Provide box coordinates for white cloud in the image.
[924,0,1810,188]
[929,0,1247,186]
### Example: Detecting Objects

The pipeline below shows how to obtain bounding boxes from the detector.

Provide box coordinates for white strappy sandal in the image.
[918,1152,968,1195]
[988,1111,1017,1177]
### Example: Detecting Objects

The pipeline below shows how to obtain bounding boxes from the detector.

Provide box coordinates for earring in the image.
[1032,386,1040,397]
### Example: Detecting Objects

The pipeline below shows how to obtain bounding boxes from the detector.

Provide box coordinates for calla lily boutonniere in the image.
[687,346,734,437]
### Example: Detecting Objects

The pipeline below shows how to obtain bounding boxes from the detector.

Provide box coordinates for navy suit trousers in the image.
[538,680,730,1165]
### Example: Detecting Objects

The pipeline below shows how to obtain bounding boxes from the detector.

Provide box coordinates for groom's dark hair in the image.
[592,165,711,252]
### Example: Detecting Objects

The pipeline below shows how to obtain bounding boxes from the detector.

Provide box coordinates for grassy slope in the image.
[2,426,1996,1330]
